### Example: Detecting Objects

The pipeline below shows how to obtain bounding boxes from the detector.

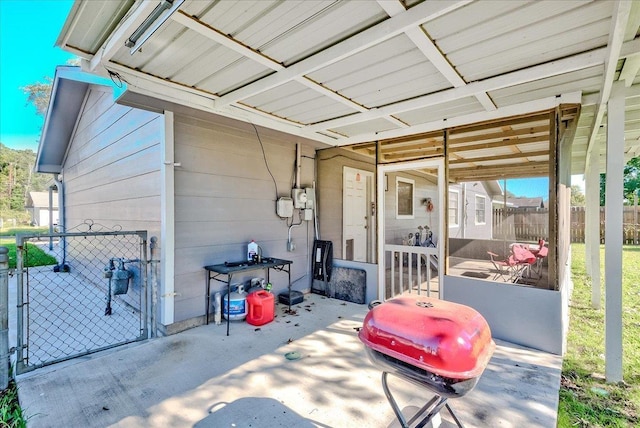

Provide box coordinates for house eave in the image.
[35,66,123,174]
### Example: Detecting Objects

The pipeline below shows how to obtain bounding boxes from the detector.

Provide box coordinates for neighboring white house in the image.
[448,181,502,240]
[25,192,59,226]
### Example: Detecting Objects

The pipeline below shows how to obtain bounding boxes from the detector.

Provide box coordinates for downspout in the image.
[54,175,66,267]
[54,175,65,233]
[48,185,55,250]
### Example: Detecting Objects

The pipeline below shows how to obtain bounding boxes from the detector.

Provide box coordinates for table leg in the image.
[206,271,211,325]
[288,265,292,312]
[227,274,232,336]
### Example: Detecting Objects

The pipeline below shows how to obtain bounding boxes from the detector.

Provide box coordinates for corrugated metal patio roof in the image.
[54,0,640,178]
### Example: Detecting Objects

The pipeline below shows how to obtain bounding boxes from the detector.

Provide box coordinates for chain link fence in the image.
[14,230,152,374]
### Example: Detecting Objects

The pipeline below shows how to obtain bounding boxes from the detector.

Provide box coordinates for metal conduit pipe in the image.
[54,175,67,269]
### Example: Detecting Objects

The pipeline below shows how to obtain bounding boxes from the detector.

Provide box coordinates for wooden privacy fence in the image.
[569,206,640,244]
[493,206,640,244]
[493,207,549,242]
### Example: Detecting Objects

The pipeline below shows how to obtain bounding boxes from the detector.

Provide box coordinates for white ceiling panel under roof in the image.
[490,66,605,108]
[331,117,401,139]
[394,97,485,127]
[242,80,357,125]
[56,0,640,178]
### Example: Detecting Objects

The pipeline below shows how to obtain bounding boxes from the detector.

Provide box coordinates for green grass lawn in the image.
[0,239,57,269]
[557,244,639,427]
[0,227,56,269]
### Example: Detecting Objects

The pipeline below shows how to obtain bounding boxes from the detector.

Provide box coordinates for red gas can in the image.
[246,290,275,326]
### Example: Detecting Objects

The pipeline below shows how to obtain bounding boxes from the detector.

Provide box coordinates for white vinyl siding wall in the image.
[385,172,438,244]
[62,87,162,237]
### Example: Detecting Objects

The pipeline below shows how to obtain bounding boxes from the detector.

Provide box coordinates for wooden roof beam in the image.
[449,111,551,135]
[380,140,444,154]
[448,125,549,145]
[383,147,444,161]
[450,163,549,180]
[449,134,548,153]
[448,150,549,165]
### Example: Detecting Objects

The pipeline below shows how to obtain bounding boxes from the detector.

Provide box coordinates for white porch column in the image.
[161,110,176,325]
[585,143,601,309]
[604,82,625,383]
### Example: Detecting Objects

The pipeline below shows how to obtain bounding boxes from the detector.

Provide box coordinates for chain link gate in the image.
[14,230,154,374]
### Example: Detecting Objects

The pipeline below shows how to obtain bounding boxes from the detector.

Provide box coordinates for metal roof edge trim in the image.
[36,66,122,173]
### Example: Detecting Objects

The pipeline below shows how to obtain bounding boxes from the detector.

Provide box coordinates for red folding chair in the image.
[511,244,537,283]
[487,251,518,282]
[531,239,548,277]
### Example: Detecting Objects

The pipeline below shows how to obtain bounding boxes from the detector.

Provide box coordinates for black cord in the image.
[107,70,124,88]
[250,122,279,199]
[318,153,357,162]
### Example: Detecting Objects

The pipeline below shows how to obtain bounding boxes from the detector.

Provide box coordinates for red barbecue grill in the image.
[359,297,495,428]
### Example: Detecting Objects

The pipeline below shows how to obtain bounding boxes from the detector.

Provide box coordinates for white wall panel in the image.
[172,113,317,323]
[62,86,162,239]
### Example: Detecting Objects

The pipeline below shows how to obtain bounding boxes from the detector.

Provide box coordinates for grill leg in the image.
[382,371,451,428]
[445,403,465,428]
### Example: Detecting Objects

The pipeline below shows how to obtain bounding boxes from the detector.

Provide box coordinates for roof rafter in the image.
[376,0,496,112]
[583,0,633,167]
[214,0,472,107]
[336,92,581,145]
[308,45,612,133]
[88,0,168,72]
[170,10,368,114]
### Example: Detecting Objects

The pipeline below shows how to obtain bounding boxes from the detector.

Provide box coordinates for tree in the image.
[20,59,80,117]
[600,156,640,205]
[570,185,585,206]
[21,77,53,117]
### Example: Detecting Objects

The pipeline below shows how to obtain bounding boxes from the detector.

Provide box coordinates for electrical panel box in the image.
[292,188,307,208]
[303,208,313,221]
[304,187,316,210]
[277,197,294,218]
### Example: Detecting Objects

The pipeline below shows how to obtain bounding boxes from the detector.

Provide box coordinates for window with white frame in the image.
[475,195,486,224]
[396,177,414,219]
[449,190,459,226]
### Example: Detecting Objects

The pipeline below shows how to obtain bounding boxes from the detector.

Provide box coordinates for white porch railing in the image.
[384,244,439,299]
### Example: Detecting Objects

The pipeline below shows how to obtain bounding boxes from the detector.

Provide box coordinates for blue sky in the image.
[0,0,75,151]
[504,177,550,198]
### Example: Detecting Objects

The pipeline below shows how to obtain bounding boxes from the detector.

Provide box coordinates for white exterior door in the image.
[343,167,372,262]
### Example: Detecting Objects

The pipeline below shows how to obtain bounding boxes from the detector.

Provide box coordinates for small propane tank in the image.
[223,284,248,321]
[248,240,258,261]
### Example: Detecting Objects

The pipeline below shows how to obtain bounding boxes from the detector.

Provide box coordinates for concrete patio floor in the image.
[17,293,562,427]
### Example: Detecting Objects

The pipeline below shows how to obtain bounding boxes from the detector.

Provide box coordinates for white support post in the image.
[585,143,601,309]
[604,82,625,383]
[161,111,176,326]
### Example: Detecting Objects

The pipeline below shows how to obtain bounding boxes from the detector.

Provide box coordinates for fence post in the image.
[0,247,9,389]
[150,237,158,338]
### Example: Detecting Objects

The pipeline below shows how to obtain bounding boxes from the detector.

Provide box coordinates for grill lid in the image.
[359,297,495,380]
